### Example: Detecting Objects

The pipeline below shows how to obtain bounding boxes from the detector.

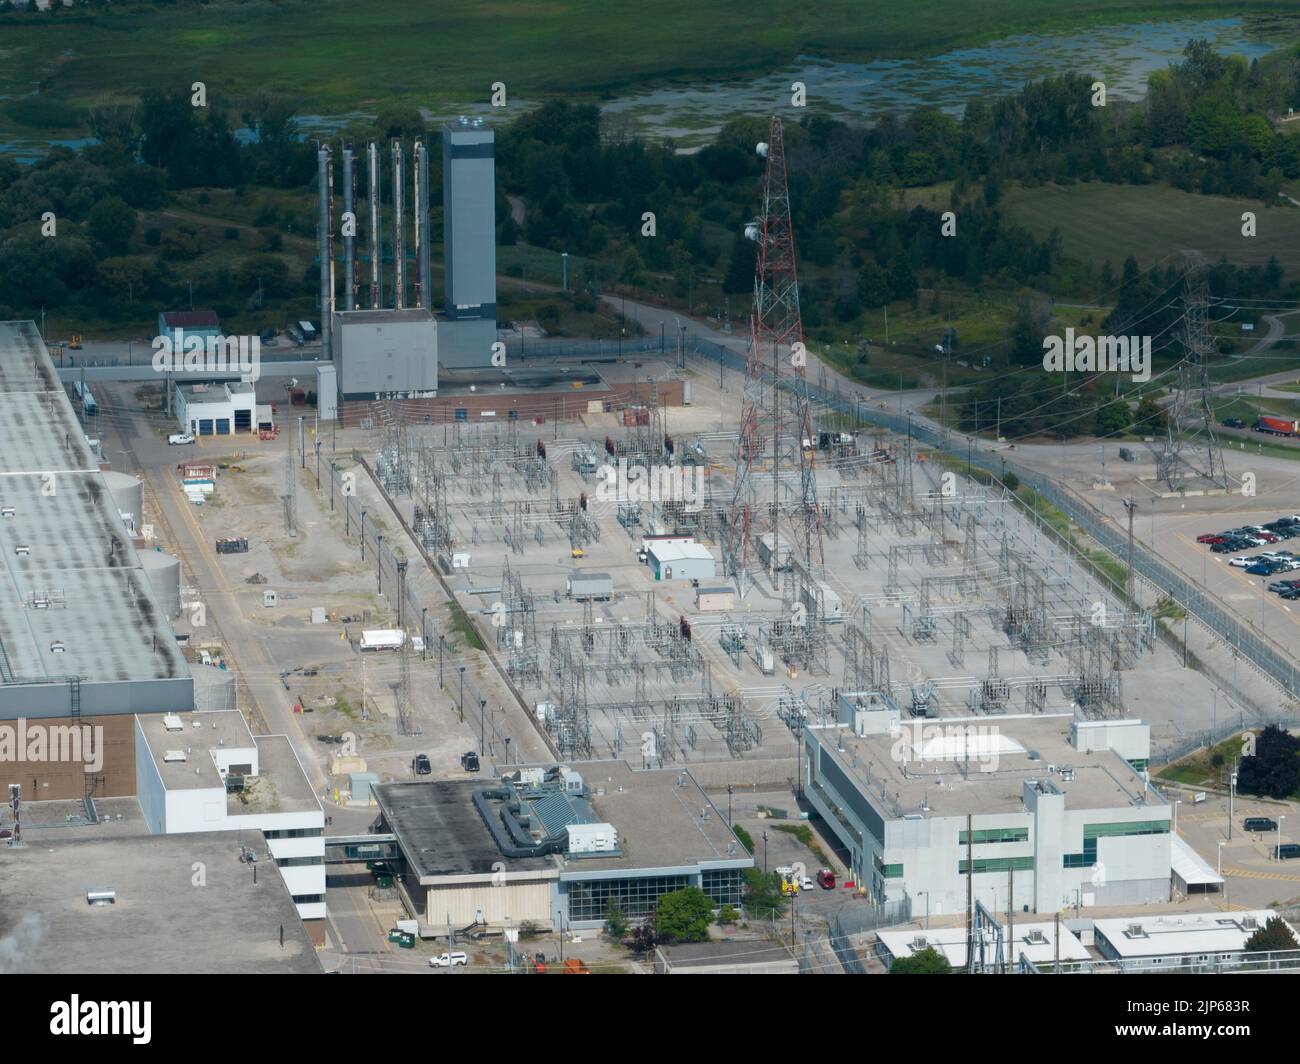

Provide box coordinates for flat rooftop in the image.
[878,922,1091,967]
[139,711,320,815]
[0,832,321,973]
[376,778,554,879]
[0,322,189,701]
[377,761,751,881]
[813,713,1157,818]
[1094,910,1289,957]
[336,308,435,325]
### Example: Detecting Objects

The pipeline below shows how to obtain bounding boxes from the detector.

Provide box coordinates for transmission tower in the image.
[1159,252,1228,489]
[724,116,823,593]
[282,409,298,538]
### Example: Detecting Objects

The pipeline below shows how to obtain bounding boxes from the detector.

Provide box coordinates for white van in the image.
[168,433,195,446]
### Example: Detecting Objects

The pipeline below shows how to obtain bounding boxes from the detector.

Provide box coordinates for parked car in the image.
[1245,817,1278,833]
[1229,556,1255,568]
[817,868,837,890]
[429,951,469,968]
[168,433,195,446]
[461,751,480,773]
[1277,844,1300,860]
[413,753,431,775]
[1222,417,1245,428]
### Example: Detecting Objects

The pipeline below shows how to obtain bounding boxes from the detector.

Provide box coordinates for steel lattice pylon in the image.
[1159,252,1228,489]
[724,116,823,593]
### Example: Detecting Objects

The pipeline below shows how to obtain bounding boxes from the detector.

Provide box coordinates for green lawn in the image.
[3,1,1296,132]
[1003,181,1300,269]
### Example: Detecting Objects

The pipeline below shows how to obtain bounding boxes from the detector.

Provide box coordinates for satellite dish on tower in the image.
[756,142,769,157]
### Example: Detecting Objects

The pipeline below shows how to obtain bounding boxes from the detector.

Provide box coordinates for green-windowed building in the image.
[372,760,752,938]
[803,711,1172,917]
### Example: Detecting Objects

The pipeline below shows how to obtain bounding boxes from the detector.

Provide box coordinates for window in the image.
[959,827,1029,845]
[566,874,691,921]
[263,827,323,839]
[1064,819,1169,867]
[873,854,904,878]
[276,856,325,868]
[291,893,325,905]
[958,856,1034,874]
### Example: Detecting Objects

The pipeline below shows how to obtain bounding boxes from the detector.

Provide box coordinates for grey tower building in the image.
[442,117,496,322]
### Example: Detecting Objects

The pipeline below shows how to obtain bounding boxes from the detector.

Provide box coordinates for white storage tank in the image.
[103,470,143,532]
[139,547,181,618]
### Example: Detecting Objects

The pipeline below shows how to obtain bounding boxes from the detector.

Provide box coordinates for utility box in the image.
[567,571,614,602]
[262,589,278,608]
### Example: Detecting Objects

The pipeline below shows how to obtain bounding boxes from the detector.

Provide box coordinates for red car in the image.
[1197,534,1225,544]
[817,868,837,890]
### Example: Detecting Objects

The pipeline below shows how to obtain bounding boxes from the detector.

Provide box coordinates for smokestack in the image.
[367,141,382,309]
[317,144,333,360]
[413,138,426,310]
[343,146,357,312]
[392,139,405,310]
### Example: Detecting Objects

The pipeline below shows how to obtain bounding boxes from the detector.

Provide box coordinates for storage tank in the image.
[102,470,143,532]
[140,547,182,618]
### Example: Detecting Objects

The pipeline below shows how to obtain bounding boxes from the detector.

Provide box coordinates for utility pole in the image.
[1123,497,1136,597]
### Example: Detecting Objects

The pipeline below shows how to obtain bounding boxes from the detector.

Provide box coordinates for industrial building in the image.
[172,380,257,436]
[157,309,220,345]
[331,308,437,400]
[0,830,322,974]
[439,117,497,368]
[654,940,798,974]
[803,712,1172,916]
[646,539,717,582]
[0,322,192,734]
[876,921,1091,971]
[134,710,327,930]
[1092,910,1295,970]
[370,760,751,935]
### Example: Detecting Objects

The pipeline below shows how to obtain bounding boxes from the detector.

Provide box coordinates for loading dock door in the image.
[234,409,252,432]
[198,419,214,436]
[216,419,231,435]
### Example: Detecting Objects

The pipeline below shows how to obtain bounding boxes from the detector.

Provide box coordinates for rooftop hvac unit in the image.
[87,888,116,906]
[163,714,184,732]
[1025,929,1048,944]
[163,750,186,763]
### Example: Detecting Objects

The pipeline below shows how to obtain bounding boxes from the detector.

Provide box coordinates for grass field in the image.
[1,1,1295,132]
[1003,182,1300,270]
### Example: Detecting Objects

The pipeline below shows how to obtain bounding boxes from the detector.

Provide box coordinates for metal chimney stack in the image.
[413,138,426,310]
[367,141,382,309]
[316,144,333,360]
[342,146,357,312]
[392,139,405,310]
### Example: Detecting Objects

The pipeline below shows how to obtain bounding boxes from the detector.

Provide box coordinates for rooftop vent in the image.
[163,750,186,763]
[163,715,184,732]
[1025,929,1048,945]
[49,641,65,653]
[87,888,116,906]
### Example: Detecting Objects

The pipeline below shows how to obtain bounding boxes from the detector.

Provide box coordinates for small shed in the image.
[348,771,381,804]
[567,571,614,601]
[646,541,716,582]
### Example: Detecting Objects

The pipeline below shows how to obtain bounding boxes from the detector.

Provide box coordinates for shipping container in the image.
[1257,415,1300,436]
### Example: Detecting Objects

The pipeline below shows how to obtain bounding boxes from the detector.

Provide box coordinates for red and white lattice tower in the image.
[724,117,823,593]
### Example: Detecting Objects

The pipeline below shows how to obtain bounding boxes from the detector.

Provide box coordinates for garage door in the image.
[215,419,231,435]
[198,419,214,436]
[234,409,252,431]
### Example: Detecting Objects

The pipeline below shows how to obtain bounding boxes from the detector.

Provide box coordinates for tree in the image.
[1244,915,1299,953]
[653,886,714,943]
[1094,401,1133,437]
[603,899,629,942]
[1236,724,1300,800]
[85,196,136,255]
[891,946,950,974]
[743,867,785,920]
